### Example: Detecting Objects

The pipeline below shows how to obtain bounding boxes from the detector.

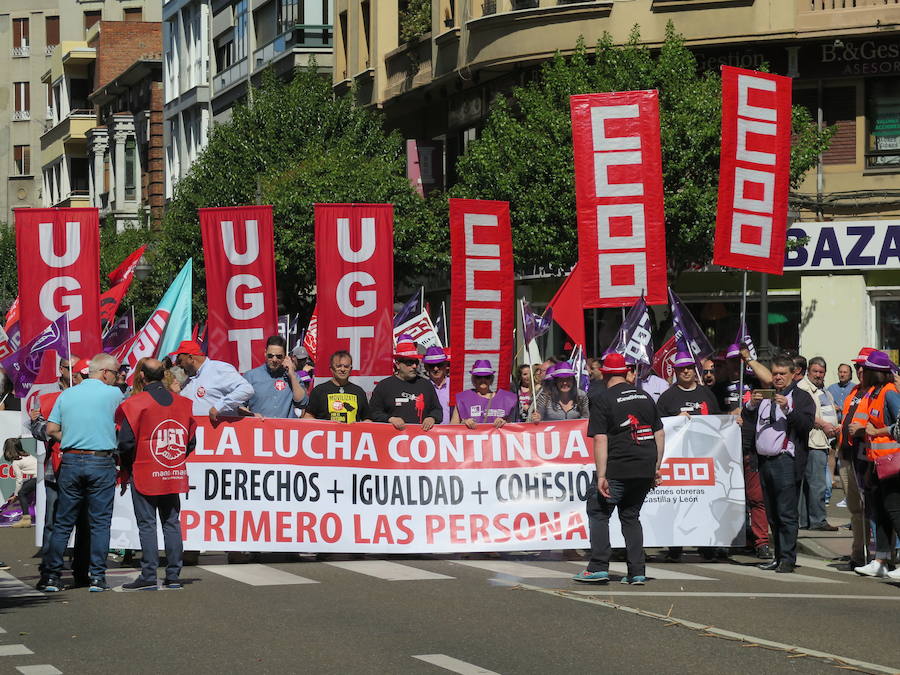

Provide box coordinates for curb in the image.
[796,537,842,560]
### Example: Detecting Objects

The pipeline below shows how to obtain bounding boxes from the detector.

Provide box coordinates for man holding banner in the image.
[369,339,441,431]
[172,340,254,423]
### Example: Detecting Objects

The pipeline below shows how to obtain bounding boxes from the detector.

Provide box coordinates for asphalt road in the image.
[1,527,898,675]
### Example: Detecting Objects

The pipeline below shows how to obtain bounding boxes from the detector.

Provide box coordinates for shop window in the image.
[867,78,900,169]
[876,299,900,355]
[794,87,857,165]
[13,146,31,176]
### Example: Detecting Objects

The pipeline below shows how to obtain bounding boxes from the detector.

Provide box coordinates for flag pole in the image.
[65,315,72,388]
[522,298,538,419]
[739,270,748,398]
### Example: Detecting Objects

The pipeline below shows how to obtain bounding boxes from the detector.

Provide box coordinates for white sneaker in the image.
[887,567,900,580]
[835,499,847,508]
[854,560,888,578]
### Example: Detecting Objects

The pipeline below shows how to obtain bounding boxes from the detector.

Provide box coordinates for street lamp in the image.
[134,254,152,281]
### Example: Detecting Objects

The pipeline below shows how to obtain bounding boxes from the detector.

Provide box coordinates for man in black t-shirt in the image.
[369,340,441,430]
[303,351,370,423]
[657,352,721,418]
[574,353,664,585]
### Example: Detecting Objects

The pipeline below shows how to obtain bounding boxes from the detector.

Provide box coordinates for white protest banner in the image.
[394,310,442,349]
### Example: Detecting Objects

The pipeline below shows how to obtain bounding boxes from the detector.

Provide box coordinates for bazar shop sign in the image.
[785,220,900,270]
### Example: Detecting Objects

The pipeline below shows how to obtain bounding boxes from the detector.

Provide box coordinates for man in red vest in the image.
[116,358,196,590]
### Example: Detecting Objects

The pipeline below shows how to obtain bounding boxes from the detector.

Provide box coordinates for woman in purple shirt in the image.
[450,360,519,428]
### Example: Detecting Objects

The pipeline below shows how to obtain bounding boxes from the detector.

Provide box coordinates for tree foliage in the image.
[453,24,833,274]
[399,0,433,44]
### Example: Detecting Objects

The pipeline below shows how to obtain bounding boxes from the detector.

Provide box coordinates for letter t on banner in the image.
[449,198,514,403]
[314,204,394,392]
[570,91,668,308]
[714,66,792,275]
[199,205,278,372]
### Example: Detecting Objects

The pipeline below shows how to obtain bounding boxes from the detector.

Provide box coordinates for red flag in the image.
[314,205,394,390]
[570,91,668,308]
[199,206,279,372]
[99,278,132,328]
[714,66,792,275]
[15,208,102,356]
[4,296,19,331]
[449,198,515,400]
[546,263,586,348]
[652,335,678,381]
[303,307,318,362]
[108,245,147,284]
[21,348,61,419]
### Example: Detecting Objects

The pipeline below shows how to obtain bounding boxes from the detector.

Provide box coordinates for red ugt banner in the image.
[15,208,101,357]
[570,91,668,308]
[714,66,792,275]
[199,205,278,372]
[449,198,514,402]
[314,204,394,388]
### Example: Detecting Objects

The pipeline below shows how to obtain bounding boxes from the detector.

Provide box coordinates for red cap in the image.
[73,358,90,376]
[393,340,421,360]
[601,352,630,375]
[852,347,875,364]
[169,340,205,358]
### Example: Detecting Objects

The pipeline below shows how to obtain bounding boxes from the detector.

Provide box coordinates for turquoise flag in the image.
[156,259,193,359]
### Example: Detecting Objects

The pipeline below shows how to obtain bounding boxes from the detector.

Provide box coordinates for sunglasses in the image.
[702,369,715,374]
[266,353,285,359]
[398,359,419,367]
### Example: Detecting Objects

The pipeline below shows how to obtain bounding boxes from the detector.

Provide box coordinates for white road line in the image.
[452,560,573,579]
[325,561,454,581]
[16,666,63,675]
[412,654,500,674]
[565,561,717,581]
[0,572,43,599]
[198,564,318,586]
[687,564,841,584]
[570,591,900,600]
[0,646,33,657]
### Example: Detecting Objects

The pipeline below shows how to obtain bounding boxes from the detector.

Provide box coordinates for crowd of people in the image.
[2,331,899,589]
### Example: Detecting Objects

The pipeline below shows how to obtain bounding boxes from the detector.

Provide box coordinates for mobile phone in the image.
[754,389,776,399]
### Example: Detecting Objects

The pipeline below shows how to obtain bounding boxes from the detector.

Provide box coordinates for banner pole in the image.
[66,315,72,388]
[739,270,748,398]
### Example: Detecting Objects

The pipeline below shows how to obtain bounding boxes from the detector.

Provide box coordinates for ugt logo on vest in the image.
[151,419,189,469]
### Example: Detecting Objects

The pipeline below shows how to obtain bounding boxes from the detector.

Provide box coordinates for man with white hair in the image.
[38,353,124,593]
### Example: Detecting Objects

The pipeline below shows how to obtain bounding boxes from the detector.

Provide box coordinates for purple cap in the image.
[551,362,576,378]
[298,371,312,384]
[673,351,695,368]
[726,343,741,359]
[863,350,899,373]
[422,346,450,365]
[470,359,495,376]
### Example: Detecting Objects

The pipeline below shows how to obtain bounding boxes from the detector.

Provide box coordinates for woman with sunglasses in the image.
[451,360,518,428]
[531,362,589,422]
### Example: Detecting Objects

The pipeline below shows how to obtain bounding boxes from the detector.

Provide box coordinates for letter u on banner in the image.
[199,205,278,372]
[15,207,101,355]
[570,91,667,308]
[449,198,514,403]
[714,66,792,275]
[314,204,394,388]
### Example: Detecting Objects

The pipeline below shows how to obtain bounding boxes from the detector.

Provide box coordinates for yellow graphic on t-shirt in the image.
[327,392,359,423]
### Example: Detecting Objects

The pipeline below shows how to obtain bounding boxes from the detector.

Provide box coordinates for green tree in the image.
[155,66,445,322]
[0,225,16,315]
[399,0,433,44]
[453,25,832,274]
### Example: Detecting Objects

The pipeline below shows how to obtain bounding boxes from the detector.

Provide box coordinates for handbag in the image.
[875,452,900,481]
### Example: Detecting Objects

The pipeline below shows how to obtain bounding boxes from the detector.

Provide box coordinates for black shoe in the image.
[758,560,779,571]
[37,575,62,592]
[810,523,839,532]
[71,576,91,588]
[122,578,158,591]
[89,577,110,592]
[162,578,183,590]
[699,547,716,561]
[755,545,773,559]
[775,561,795,574]
[0,561,9,571]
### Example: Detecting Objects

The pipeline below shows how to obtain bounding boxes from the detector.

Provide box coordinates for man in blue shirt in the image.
[38,353,124,593]
[827,363,854,416]
[243,335,308,418]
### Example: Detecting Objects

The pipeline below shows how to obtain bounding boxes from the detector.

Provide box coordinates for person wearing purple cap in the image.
[656,352,720,419]
[531,362,589,422]
[450,360,518,428]
[423,346,452,425]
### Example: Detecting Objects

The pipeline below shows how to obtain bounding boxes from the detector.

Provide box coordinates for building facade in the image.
[0,0,161,224]
[334,0,900,371]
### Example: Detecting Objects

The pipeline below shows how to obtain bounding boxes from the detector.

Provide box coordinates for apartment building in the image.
[0,1,161,224]
[332,0,900,370]
[163,0,334,199]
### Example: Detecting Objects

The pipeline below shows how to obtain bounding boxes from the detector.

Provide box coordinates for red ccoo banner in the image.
[15,208,101,357]
[714,66,792,275]
[570,91,668,308]
[449,198,514,402]
[199,205,279,372]
[314,204,394,390]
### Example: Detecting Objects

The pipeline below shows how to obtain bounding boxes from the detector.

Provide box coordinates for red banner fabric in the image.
[314,204,394,387]
[99,278,132,327]
[546,263,586,348]
[199,205,279,372]
[449,198,515,402]
[15,208,101,357]
[570,91,668,308]
[714,66,792,275]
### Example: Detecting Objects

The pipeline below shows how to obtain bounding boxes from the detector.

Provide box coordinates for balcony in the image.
[12,45,30,58]
[40,110,95,164]
[12,111,31,122]
[797,0,900,31]
[53,191,91,208]
[252,24,334,74]
[45,44,57,56]
[385,36,433,99]
[214,58,248,94]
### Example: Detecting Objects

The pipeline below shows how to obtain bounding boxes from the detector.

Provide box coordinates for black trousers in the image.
[586,478,653,577]
[869,471,900,557]
[758,453,800,565]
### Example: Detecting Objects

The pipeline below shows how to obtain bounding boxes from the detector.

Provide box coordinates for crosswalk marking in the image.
[0,572,43,599]
[451,560,573,579]
[16,666,63,675]
[0,646,33,657]
[698,563,841,584]
[324,561,454,581]
[199,564,319,586]
[565,561,718,581]
[412,654,500,674]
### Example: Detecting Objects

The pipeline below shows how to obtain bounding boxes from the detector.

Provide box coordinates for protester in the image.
[243,335,308,418]
[700,358,716,388]
[637,368,668,403]
[303,350,371,423]
[514,364,535,422]
[791,355,807,383]
[116,358,197,590]
[574,353,664,585]
[531,362,589,421]
[828,363,855,412]
[39,353,124,592]
[714,343,772,412]
[4,438,36,528]
[369,339,441,430]
[422,346,452,425]
[0,371,20,410]
[172,340,254,422]
[656,352,720,418]
[587,357,605,397]
[450,360,518,428]
[797,357,840,531]
[57,355,74,390]
[743,355,815,574]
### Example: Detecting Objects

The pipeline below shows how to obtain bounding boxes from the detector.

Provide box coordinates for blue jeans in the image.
[131,485,183,581]
[759,453,800,565]
[43,453,116,579]
[799,448,828,528]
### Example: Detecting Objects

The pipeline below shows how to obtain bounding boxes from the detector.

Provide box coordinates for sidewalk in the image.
[796,486,853,560]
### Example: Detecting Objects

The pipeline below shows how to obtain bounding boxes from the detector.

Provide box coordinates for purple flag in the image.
[605,297,654,366]
[735,320,758,361]
[669,290,714,363]
[522,301,553,344]
[0,315,70,397]
[103,313,135,354]
[394,289,422,328]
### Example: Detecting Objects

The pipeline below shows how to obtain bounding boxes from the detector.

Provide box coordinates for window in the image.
[867,78,900,168]
[794,87,857,166]
[45,16,60,49]
[338,11,348,78]
[124,137,137,200]
[361,1,371,68]
[234,0,248,63]
[12,18,29,54]
[13,146,31,176]
[84,10,101,31]
[215,37,234,72]
[13,82,30,120]
[278,0,299,34]
[123,7,143,21]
